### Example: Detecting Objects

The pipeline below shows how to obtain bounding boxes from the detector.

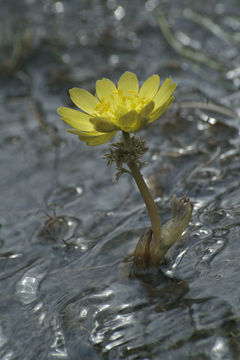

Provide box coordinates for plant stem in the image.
[122,131,162,246]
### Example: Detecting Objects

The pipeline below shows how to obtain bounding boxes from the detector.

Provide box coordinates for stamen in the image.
[94,89,151,121]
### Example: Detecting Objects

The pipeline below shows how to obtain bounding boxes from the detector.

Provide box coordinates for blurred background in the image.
[0,0,240,359]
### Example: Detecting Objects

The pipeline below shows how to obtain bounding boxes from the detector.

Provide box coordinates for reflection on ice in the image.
[211,337,230,359]
[50,317,68,358]
[16,262,48,305]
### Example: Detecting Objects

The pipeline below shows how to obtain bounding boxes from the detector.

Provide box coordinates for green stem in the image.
[122,131,162,245]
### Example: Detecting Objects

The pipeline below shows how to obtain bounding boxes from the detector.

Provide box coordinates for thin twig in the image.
[175,101,239,119]
[157,11,223,71]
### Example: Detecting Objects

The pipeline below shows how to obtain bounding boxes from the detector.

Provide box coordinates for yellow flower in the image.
[58,71,176,145]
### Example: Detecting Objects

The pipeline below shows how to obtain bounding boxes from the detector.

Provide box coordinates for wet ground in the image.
[0,0,240,359]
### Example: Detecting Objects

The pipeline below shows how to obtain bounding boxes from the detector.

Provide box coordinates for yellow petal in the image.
[69,88,99,115]
[57,107,94,131]
[78,132,117,146]
[152,77,176,110]
[118,110,139,132]
[139,74,160,99]
[149,96,175,123]
[96,78,117,101]
[118,71,139,95]
[135,101,154,131]
[67,129,101,136]
[90,117,119,132]
[139,101,154,119]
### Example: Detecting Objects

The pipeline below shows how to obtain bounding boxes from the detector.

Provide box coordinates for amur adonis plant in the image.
[58,71,193,272]
[58,71,176,145]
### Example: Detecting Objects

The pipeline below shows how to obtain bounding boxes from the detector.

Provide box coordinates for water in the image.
[0,0,240,359]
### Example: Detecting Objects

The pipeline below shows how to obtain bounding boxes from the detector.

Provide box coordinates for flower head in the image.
[58,71,176,145]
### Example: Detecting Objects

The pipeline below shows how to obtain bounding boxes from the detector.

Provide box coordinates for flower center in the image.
[94,89,151,120]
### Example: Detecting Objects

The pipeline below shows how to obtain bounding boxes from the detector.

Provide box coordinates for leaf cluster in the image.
[103,135,148,181]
